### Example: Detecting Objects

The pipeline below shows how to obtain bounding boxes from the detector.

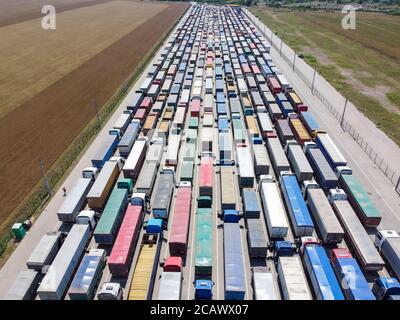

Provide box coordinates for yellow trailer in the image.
[128,234,161,300]
[162,106,174,121]
[143,113,158,136]
[245,115,260,137]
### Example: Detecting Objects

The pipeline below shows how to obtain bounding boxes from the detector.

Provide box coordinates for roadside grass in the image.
[251,7,400,146]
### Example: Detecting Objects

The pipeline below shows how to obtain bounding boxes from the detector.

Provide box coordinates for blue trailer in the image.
[218,116,229,132]
[91,134,119,168]
[217,103,227,116]
[279,172,314,237]
[300,237,345,300]
[299,112,324,136]
[216,92,225,104]
[224,223,246,300]
[242,189,260,218]
[117,120,140,157]
[315,133,347,169]
[279,101,294,118]
[261,65,273,78]
[330,248,375,300]
[306,147,338,191]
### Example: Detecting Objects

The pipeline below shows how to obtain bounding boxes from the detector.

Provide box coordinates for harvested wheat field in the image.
[0,0,188,231]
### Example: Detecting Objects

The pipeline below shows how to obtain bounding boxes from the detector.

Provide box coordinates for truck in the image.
[257,112,274,139]
[57,178,93,222]
[26,232,62,271]
[108,194,147,276]
[252,267,279,300]
[286,144,313,182]
[93,186,129,244]
[329,189,384,271]
[279,172,314,237]
[122,136,148,180]
[201,127,213,153]
[128,233,161,300]
[315,133,347,169]
[305,146,338,192]
[236,144,255,188]
[336,167,381,227]
[180,160,194,183]
[219,131,232,162]
[372,277,400,300]
[247,218,268,258]
[90,134,119,168]
[117,120,140,157]
[166,134,181,166]
[220,165,236,210]
[87,160,119,210]
[169,182,192,257]
[252,143,270,176]
[289,117,312,146]
[259,175,289,238]
[195,207,213,275]
[242,189,260,219]
[306,188,344,244]
[134,161,158,195]
[68,249,106,300]
[266,137,290,176]
[4,270,40,300]
[97,283,123,300]
[157,257,182,300]
[375,230,400,280]
[112,112,132,136]
[274,241,312,300]
[152,167,175,219]
[330,248,376,300]
[299,237,344,300]
[275,119,294,145]
[199,154,214,197]
[37,224,91,300]
[224,222,246,300]
[195,280,213,300]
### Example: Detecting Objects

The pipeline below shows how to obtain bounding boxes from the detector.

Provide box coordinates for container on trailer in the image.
[299,112,324,137]
[118,120,141,157]
[201,127,213,153]
[68,249,105,300]
[152,167,175,219]
[188,116,199,130]
[126,92,144,112]
[253,144,270,176]
[158,120,170,138]
[180,160,194,183]
[91,134,119,168]
[280,172,314,237]
[266,138,290,176]
[252,267,279,300]
[166,134,181,166]
[146,137,164,165]
[218,116,229,132]
[224,223,246,300]
[183,143,196,162]
[37,224,91,300]
[157,272,182,300]
[93,187,129,244]
[245,115,260,137]
[330,248,376,300]
[286,91,303,111]
[247,218,268,258]
[236,144,255,188]
[289,118,311,146]
[195,209,213,275]
[267,76,282,94]
[307,188,344,244]
[123,137,148,180]
[330,191,384,271]
[242,189,260,219]
[133,108,146,125]
[108,198,145,276]
[219,131,232,162]
[186,129,198,144]
[276,74,291,91]
[57,178,93,222]
[232,119,246,143]
[87,161,119,210]
[4,270,40,300]
[306,148,338,192]
[26,232,62,270]
[143,113,158,136]
[134,161,157,195]
[173,107,186,129]
[257,113,274,138]
[220,165,236,211]
[316,133,347,169]
[268,103,283,122]
[375,230,400,280]
[300,237,344,300]
[287,144,313,182]
[204,95,214,113]
[190,99,201,117]
[203,113,214,127]
[128,233,161,300]
[169,182,192,256]
[199,156,213,197]
[113,113,132,134]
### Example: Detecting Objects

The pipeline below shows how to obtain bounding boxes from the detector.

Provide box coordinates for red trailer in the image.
[163,256,182,272]
[108,199,145,276]
[199,155,213,196]
[133,108,146,125]
[267,76,282,94]
[190,99,201,117]
[140,97,153,114]
[169,182,192,257]
[266,129,277,139]
[251,64,261,75]
[241,63,251,74]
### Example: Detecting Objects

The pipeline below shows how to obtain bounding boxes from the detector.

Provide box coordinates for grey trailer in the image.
[134,161,158,195]
[247,218,268,258]
[4,270,40,300]
[26,232,62,270]
[267,138,290,175]
[156,272,182,300]
[287,144,314,182]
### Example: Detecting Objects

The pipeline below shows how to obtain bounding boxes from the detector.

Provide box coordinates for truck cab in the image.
[375,230,399,250]
[252,137,263,145]
[194,280,213,300]
[273,240,296,258]
[162,256,183,272]
[372,277,400,300]
[328,188,347,204]
[335,166,353,178]
[301,179,319,199]
[299,236,321,254]
[76,210,97,230]
[303,141,317,154]
[109,156,125,170]
[145,218,165,234]
[284,139,299,154]
[82,167,99,181]
[109,128,122,138]
[97,282,123,300]
[223,209,240,223]
[131,192,150,212]
[161,166,176,183]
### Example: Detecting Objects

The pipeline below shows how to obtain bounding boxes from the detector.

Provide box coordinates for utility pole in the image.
[292,52,297,71]
[311,68,317,94]
[93,99,101,129]
[340,99,348,127]
[39,159,52,197]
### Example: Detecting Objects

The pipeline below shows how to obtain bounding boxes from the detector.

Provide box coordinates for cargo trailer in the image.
[134,161,158,195]
[26,232,62,271]
[253,144,270,176]
[257,113,274,138]
[242,189,260,219]
[329,190,384,271]
[93,187,129,244]
[180,160,194,183]
[143,113,158,136]
[195,208,213,276]
[224,222,246,300]
[123,137,148,180]
[299,111,324,137]
[166,134,181,166]
[68,249,105,300]
[220,165,236,210]
[87,161,119,210]
[188,116,199,130]
[252,267,279,300]
[289,118,311,146]
[112,113,132,135]
[236,144,255,188]
[201,127,213,153]
[146,137,164,165]
[152,167,175,219]
[266,138,290,176]
[245,115,260,138]
[316,133,347,169]
[169,182,192,257]
[128,233,161,300]
[232,119,246,143]
[203,113,214,127]
[247,218,268,258]
[108,194,145,276]
[280,172,314,237]
[267,76,281,94]
[268,103,283,122]
[173,107,186,129]
[199,156,213,197]
[287,144,313,182]
[306,147,338,192]
[157,271,182,300]
[300,237,344,300]
[306,188,344,244]
[37,224,91,300]
[91,134,119,168]
[57,178,93,222]
[375,230,400,280]
[4,270,40,300]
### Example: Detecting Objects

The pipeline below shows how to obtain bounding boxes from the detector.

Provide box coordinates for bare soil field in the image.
[0,0,168,118]
[0,2,188,230]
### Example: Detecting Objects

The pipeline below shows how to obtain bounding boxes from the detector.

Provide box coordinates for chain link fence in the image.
[244,9,400,191]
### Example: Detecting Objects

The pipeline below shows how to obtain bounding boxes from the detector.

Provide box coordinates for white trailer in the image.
[156,272,182,300]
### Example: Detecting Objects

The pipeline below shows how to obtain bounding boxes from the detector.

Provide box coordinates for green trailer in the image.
[180,161,194,183]
[186,129,198,144]
[195,208,213,276]
[188,117,199,129]
[339,173,381,227]
[183,143,196,162]
[232,118,246,143]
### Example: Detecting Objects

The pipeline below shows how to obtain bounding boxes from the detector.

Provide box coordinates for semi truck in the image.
[134,161,158,195]
[195,208,213,276]
[315,133,347,169]
[152,167,175,219]
[286,144,313,182]
[266,137,290,176]
[122,136,148,180]
[247,218,268,258]
[252,143,270,176]
[117,120,140,157]
[157,257,182,300]
[220,165,236,210]
[26,231,62,271]
[242,189,261,219]
[199,154,214,197]
[90,134,119,168]
[375,230,400,280]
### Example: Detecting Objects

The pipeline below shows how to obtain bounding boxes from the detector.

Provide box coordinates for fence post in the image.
[340,99,348,128]
[396,176,400,193]
[292,52,297,71]
[311,68,317,93]
[280,38,283,56]
[39,159,52,197]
